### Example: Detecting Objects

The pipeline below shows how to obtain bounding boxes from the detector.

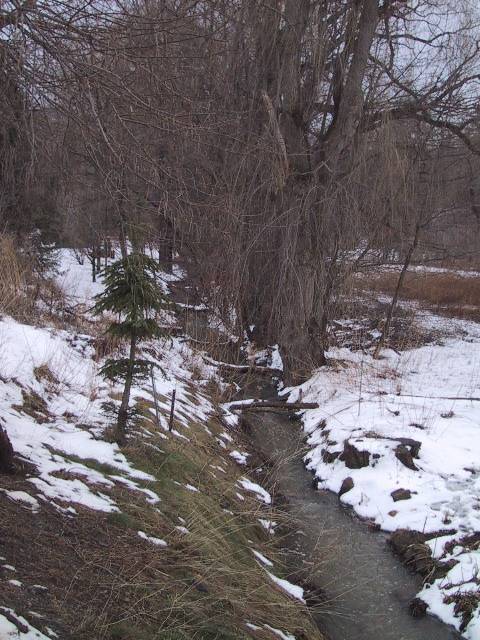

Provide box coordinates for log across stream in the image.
[240,388,460,640]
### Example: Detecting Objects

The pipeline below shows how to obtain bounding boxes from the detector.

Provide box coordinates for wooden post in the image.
[168,389,176,432]
[150,364,160,428]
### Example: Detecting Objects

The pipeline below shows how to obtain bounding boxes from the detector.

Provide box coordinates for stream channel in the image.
[237,377,460,640]
[178,302,461,640]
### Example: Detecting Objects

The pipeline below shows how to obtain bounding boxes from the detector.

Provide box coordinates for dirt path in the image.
[242,408,460,640]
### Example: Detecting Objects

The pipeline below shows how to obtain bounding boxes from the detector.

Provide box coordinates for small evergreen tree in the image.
[93,252,168,445]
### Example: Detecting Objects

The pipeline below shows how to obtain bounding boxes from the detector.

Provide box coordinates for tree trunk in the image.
[300,0,379,370]
[90,253,96,282]
[116,332,136,445]
[119,234,128,260]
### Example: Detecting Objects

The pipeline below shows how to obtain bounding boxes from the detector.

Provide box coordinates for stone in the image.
[395,444,418,471]
[389,529,435,576]
[391,488,412,502]
[410,597,428,618]
[389,529,426,556]
[322,449,339,464]
[338,477,354,498]
[340,440,370,469]
[397,438,421,458]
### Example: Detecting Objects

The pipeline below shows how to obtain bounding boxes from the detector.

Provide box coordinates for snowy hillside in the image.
[0,250,320,640]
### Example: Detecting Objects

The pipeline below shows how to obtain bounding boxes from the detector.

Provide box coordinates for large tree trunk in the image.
[116,332,136,445]
[301,0,380,371]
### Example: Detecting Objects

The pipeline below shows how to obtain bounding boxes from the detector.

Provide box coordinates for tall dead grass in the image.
[358,271,480,321]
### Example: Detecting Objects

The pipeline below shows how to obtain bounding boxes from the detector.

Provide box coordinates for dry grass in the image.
[0,234,72,326]
[0,390,323,640]
[357,270,480,322]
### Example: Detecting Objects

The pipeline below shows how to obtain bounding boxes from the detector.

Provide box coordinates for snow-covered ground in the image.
[0,316,218,515]
[55,249,105,303]
[285,309,480,637]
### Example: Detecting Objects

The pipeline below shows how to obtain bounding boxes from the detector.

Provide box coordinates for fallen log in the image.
[202,356,283,378]
[227,401,318,412]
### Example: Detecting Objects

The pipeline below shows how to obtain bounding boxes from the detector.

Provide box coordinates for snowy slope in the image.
[0,250,312,640]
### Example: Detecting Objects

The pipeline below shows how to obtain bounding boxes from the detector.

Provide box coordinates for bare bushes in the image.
[0,235,26,315]
[0,234,66,321]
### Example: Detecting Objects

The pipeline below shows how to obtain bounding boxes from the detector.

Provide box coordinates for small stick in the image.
[168,389,176,432]
[358,355,364,417]
[150,364,160,428]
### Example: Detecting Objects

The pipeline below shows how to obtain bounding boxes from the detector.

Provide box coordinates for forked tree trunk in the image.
[374,224,420,358]
[116,332,137,445]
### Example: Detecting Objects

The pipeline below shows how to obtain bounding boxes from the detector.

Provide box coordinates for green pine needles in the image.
[94,252,169,444]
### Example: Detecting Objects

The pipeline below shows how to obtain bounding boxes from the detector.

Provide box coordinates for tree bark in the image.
[323,0,380,169]
[116,332,136,445]
[90,253,96,282]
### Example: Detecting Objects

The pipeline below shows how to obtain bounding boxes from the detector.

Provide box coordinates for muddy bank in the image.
[242,408,460,640]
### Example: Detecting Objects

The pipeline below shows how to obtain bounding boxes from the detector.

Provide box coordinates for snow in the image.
[0,608,53,639]
[247,621,296,640]
[264,624,296,640]
[259,519,277,535]
[287,311,480,636]
[270,345,284,371]
[266,571,305,603]
[379,263,480,279]
[137,531,167,547]
[251,549,273,567]
[238,478,272,504]
[55,250,105,303]
[175,525,189,534]
[229,450,249,465]
[0,300,218,514]
[0,490,39,512]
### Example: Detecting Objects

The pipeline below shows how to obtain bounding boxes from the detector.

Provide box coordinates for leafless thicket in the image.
[1,0,480,378]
